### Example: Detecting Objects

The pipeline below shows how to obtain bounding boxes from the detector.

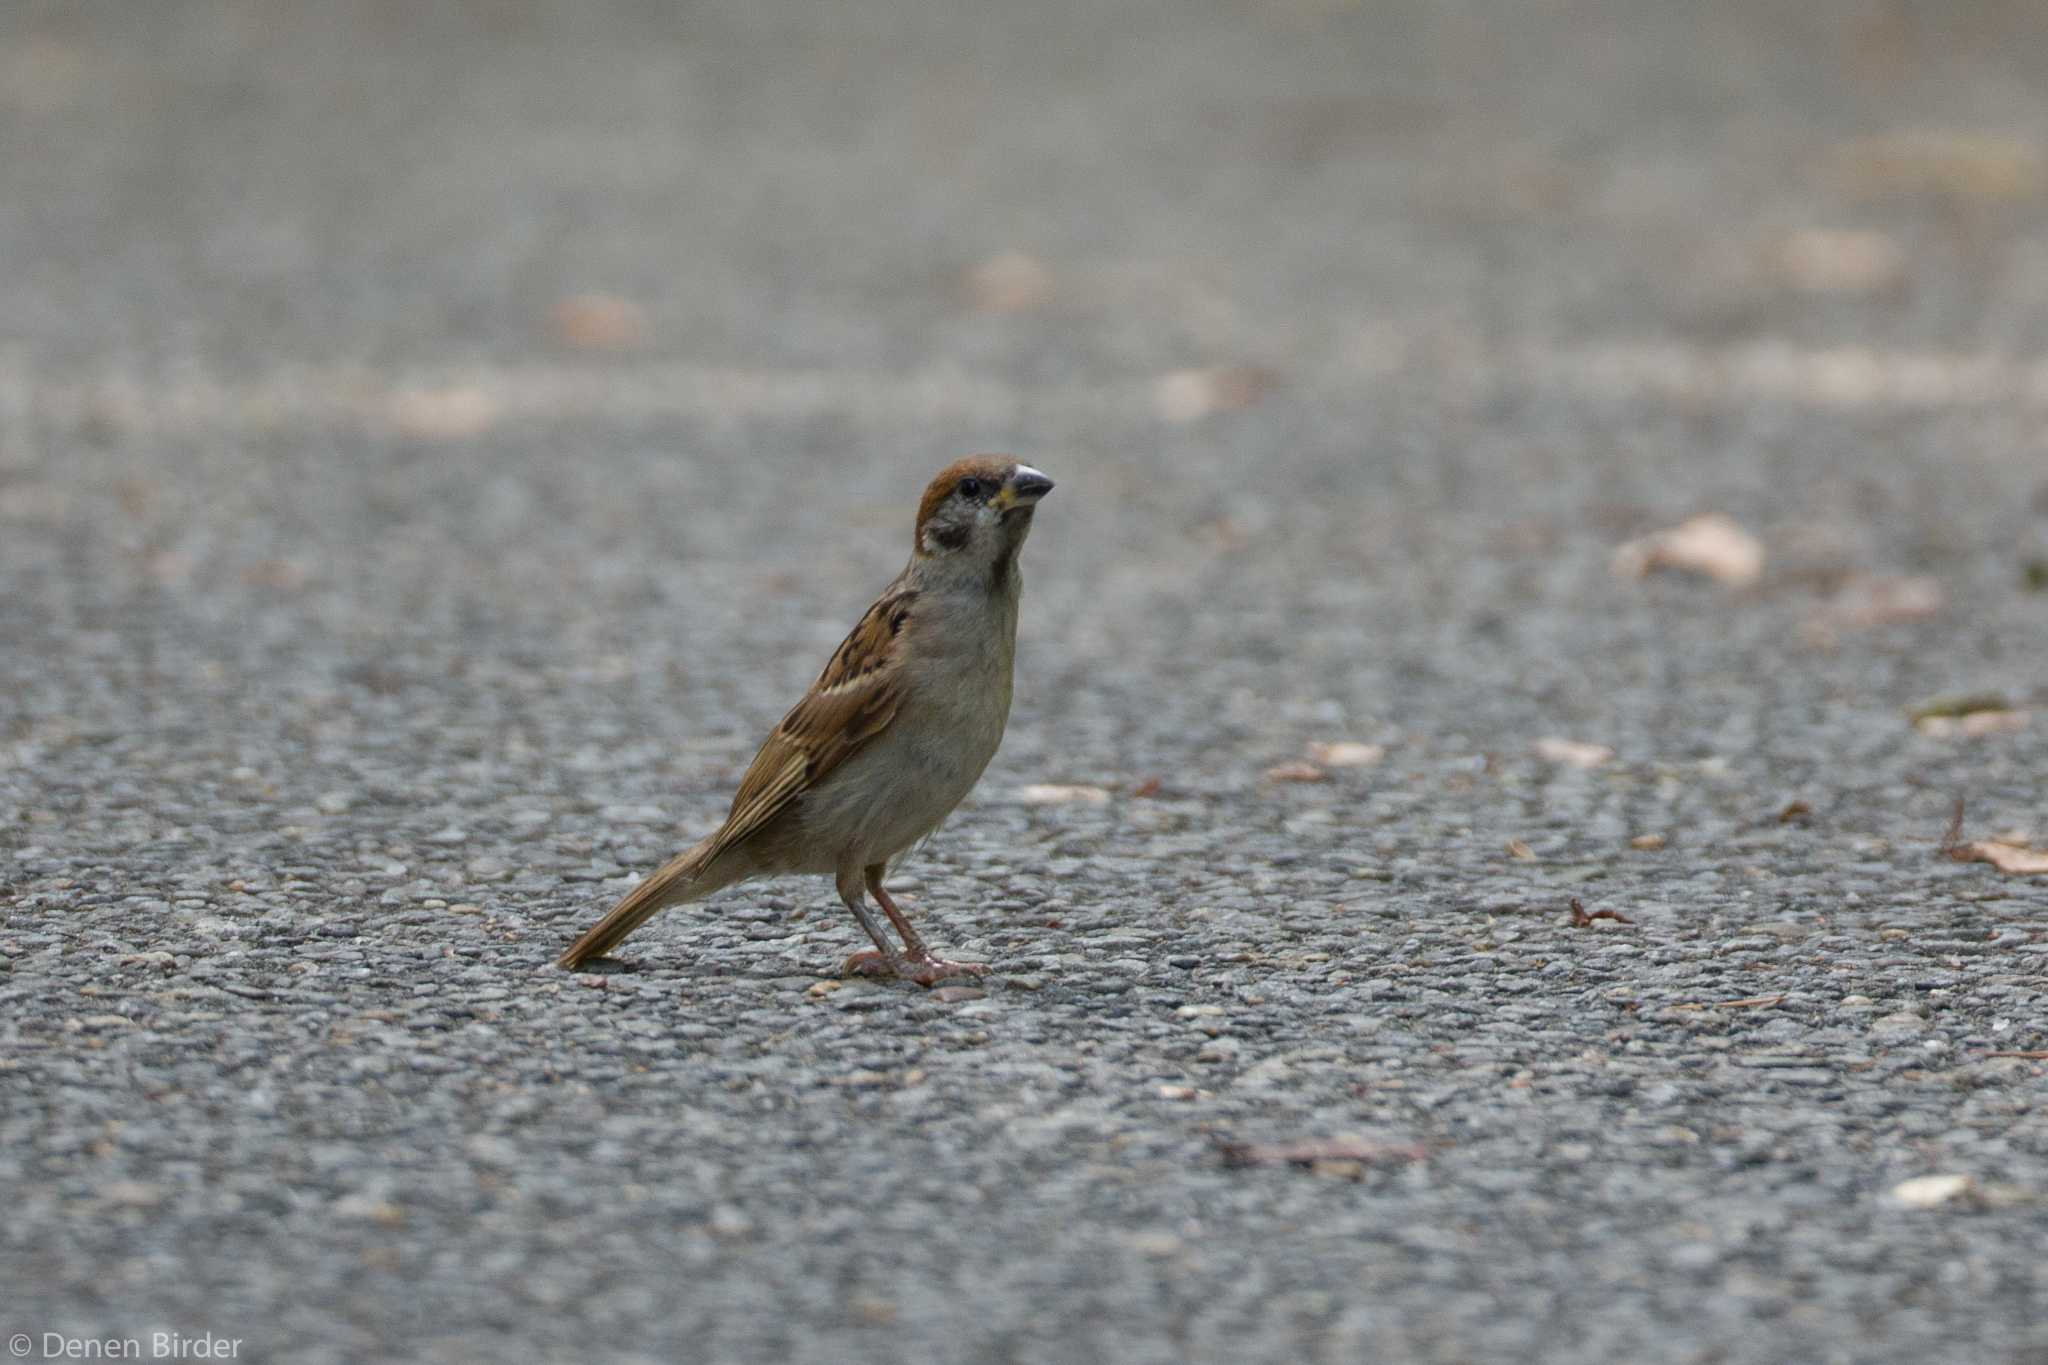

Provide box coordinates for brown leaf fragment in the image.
[1610,513,1764,587]
[1192,517,1251,551]
[1568,897,1633,927]
[1939,797,2048,874]
[388,385,498,440]
[1712,995,1785,1009]
[1777,799,1813,823]
[1909,692,2013,723]
[1888,1173,1977,1209]
[1951,840,2048,876]
[1822,574,1944,629]
[1217,1137,1428,1171]
[146,550,194,585]
[1154,365,1279,422]
[550,293,648,350]
[1506,838,1537,861]
[1837,132,2043,202]
[962,251,1053,313]
[242,559,311,590]
[1983,1051,2048,1060]
[1769,228,1906,294]
[1961,710,2028,736]
[1306,741,1385,768]
[1629,833,1667,851]
[1130,777,1163,798]
[1263,761,1327,784]
[1533,737,1614,769]
[1917,709,2029,738]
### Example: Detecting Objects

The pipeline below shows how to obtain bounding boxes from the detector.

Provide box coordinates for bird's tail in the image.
[557,837,729,969]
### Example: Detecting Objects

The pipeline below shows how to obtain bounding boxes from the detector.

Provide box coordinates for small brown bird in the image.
[557,456,1055,985]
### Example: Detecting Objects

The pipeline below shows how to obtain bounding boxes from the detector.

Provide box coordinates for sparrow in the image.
[557,456,1055,986]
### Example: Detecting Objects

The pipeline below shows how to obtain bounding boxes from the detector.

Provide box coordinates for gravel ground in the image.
[5,2,2048,1361]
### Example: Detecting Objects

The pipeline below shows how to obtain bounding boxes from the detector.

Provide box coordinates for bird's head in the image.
[912,456,1055,570]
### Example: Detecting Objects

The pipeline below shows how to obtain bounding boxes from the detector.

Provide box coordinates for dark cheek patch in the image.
[928,522,970,551]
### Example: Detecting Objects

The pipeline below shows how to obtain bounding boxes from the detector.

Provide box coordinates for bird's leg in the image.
[864,863,988,983]
[865,863,931,957]
[836,869,918,981]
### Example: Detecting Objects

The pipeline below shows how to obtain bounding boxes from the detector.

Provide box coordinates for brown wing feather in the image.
[705,587,917,858]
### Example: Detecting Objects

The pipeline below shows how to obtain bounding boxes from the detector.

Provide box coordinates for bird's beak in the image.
[993,466,1055,511]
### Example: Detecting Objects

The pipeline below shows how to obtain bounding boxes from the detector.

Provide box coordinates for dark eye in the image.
[956,477,984,500]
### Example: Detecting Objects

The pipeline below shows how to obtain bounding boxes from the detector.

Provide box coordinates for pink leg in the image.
[846,864,988,985]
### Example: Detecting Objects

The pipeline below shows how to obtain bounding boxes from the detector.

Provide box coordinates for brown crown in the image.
[913,455,1018,536]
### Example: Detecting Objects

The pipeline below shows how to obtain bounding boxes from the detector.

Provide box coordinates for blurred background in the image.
[9,0,2048,832]
[7,2,2048,1361]
[8,0,2047,787]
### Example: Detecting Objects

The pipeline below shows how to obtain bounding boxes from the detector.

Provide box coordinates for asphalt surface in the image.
[5,2,2048,1361]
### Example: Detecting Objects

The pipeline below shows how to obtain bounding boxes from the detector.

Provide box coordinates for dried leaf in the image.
[962,251,1054,313]
[1982,1051,2048,1060]
[551,293,648,349]
[1506,838,1537,861]
[1131,777,1163,798]
[1838,132,2043,201]
[1822,574,1944,628]
[242,559,311,590]
[1533,737,1614,769]
[1016,783,1112,806]
[1769,228,1906,294]
[1306,741,1384,768]
[1154,365,1278,422]
[1192,517,1251,551]
[1263,761,1327,784]
[1950,840,2048,876]
[1629,833,1667,851]
[146,550,194,585]
[332,1194,406,1227]
[1777,799,1813,823]
[1711,995,1785,1009]
[1611,513,1765,587]
[1888,1174,1976,1209]
[1909,692,2013,723]
[388,385,498,440]
[1938,797,2048,874]
[1217,1137,1428,1170]
[1917,709,2029,738]
[1568,897,1633,927]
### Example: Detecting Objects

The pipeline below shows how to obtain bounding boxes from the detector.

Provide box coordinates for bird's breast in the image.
[810,601,1018,864]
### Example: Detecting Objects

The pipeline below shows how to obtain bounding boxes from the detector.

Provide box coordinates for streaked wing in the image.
[706,587,917,857]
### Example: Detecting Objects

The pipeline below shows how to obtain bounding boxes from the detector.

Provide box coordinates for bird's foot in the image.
[904,955,989,986]
[840,950,990,987]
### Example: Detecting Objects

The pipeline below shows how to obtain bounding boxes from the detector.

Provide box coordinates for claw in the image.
[903,956,989,987]
[839,950,988,987]
[841,950,901,979]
